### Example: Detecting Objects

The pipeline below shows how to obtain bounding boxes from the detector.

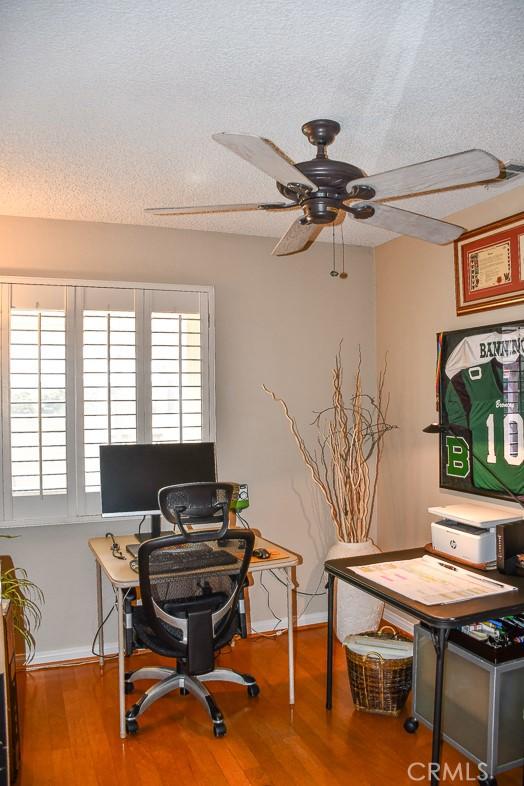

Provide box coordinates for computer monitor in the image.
[100,442,217,539]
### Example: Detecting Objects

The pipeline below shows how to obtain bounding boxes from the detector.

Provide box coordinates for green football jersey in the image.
[444,331,524,494]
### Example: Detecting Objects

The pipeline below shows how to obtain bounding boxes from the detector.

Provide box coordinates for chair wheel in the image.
[403,717,419,734]
[126,718,139,735]
[180,687,189,696]
[213,721,227,738]
[124,681,134,695]
[247,683,260,698]
[478,778,497,786]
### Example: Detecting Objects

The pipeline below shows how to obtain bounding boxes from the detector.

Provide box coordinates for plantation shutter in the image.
[149,290,211,444]
[0,279,214,526]
[2,283,70,520]
[77,287,139,514]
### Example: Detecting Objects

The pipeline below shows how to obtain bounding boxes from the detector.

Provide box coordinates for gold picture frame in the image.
[454,210,524,316]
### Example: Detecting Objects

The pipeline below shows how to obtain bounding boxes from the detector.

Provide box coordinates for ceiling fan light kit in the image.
[146,119,503,256]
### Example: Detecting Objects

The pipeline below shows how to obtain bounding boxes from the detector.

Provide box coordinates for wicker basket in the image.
[344,626,413,716]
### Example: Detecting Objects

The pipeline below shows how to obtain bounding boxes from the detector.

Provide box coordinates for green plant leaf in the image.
[1,565,44,663]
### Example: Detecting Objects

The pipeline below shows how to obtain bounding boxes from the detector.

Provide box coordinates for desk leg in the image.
[117,587,126,739]
[286,567,295,706]
[326,572,334,710]
[430,627,449,786]
[95,561,104,667]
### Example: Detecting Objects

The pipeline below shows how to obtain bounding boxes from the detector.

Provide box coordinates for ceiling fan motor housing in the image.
[277,158,366,223]
[275,118,367,224]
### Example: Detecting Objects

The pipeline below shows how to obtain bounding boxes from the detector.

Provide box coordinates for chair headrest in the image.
[158,482,233,541]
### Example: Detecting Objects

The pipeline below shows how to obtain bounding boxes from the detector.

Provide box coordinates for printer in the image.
[427,502,523,569]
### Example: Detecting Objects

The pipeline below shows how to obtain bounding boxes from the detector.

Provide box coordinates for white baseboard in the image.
[382,605,418,635]
[32,609,416,666]
[30,643,118,666]
[31,611,328,666]
[252,610,328,633]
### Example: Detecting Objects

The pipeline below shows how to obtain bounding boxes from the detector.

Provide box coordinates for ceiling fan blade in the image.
[212,133,317,191]
[272,218,323,256]
[347,149,501,202]
[145,202,299,216]
[349,203,465,244]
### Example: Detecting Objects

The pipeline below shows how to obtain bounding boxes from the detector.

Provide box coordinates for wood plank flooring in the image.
[18,627,522,785]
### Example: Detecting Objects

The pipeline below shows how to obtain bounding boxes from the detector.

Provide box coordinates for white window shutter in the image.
[0,279,215,526]
[6,283,69,520]
[77,287,138,515]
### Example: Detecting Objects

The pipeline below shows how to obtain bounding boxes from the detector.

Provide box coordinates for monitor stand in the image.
[135,513,162,543]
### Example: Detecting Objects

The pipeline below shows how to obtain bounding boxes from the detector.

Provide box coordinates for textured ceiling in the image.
[1,0,523,247]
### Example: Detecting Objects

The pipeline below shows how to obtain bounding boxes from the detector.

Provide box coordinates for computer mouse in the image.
[253,548,270,560]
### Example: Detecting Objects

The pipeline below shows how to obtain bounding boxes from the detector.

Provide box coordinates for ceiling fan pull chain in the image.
[330,223,339,277]
[339,222,348,280]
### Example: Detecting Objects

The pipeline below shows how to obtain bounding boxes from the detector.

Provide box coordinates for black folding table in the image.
[325,547,524,786]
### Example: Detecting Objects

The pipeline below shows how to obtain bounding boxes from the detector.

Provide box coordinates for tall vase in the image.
[326,540,384,642]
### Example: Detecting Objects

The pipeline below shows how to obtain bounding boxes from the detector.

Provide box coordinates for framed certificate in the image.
[454,210,524,316]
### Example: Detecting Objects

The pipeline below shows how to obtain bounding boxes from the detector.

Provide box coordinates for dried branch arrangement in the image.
[263,348,395,543]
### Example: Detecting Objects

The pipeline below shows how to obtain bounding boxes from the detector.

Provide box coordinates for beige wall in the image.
[0,215,375,658]
[376,186,524,551]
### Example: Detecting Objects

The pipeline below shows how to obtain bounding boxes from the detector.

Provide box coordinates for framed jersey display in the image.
[438,319,524,502]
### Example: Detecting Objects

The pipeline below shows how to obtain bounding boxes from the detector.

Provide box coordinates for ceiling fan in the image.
[146,119,502,256]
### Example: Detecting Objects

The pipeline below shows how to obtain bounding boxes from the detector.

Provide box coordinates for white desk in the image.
[89,533,300,738]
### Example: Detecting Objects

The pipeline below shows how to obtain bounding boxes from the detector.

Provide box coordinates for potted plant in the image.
[264,346,395,641]
[0,549,43,663]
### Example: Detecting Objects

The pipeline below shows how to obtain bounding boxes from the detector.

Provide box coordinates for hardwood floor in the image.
[18,627,522,786]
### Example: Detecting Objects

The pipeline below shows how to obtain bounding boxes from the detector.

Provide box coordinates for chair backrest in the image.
[137,524,254,673]
[158,482,233,542]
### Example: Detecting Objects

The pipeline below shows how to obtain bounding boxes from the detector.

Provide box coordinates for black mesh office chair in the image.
[125,482,258,737]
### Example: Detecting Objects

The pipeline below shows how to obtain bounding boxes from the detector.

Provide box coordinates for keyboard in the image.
[126,542,208,559]
[127,543,239,574]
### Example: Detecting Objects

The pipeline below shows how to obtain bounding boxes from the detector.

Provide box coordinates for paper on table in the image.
[348,555,517,606]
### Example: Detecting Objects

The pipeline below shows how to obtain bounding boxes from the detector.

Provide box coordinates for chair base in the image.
[125,666,259,737]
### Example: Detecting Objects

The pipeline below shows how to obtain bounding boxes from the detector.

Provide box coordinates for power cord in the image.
[25,600,122,671]
[91,605,115,658]
[250,569,326,639]
[235,511,283,637]
[235,511,250,529]
[237,510,327,598]
[250,572,283,637]
[266,567,327,624]
[28,582,137,672]
[236,511,327,635]
[91,587,134,657]
[295,568,327,624]
[235,510,280,636]
[269,568,327,598]
[105,532,125,560]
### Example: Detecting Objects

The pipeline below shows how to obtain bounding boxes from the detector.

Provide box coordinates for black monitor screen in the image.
[100,442,216,517]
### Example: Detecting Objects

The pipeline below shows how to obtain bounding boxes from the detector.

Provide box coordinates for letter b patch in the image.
[445,436,470,479]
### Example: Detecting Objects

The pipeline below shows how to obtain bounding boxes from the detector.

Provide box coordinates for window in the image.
[150,289,204,444]
[0,279,214,525]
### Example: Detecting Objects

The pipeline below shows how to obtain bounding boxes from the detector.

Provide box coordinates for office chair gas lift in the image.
[124,482,260,737]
